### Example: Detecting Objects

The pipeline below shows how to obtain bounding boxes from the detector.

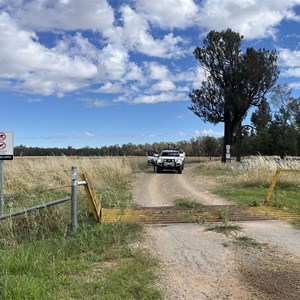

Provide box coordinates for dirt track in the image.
[132,164,300,300]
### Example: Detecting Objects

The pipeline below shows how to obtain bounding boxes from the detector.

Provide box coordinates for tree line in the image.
[13,103,300,161]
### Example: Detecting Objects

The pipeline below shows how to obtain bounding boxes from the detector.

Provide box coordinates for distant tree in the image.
[269,84,300,156]
[250,98,273,155]
[189,28,279,162]
[202,136,220,160]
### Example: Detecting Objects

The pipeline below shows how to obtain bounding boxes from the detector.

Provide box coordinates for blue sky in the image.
[1,0,300,148]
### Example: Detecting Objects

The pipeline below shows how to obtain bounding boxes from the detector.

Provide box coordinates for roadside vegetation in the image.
[193,156,300,211]
[0,156,162,300]
[1,154,299,298]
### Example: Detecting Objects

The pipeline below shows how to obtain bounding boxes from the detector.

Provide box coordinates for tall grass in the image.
[1,156,135,243]
[195,156,300,208]
[0,156,162,299]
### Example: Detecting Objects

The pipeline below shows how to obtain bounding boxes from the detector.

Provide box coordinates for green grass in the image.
[291,218,300,229]
[0,221,162,299]
[214,182,300,209]
[0,158,163,300]
[233,236,263,248]
[205,224,242,235]
[173,198,205,210]
[214,184,267,206]
[193,164,237,177]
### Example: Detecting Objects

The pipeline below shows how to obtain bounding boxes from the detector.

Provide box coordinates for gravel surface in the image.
[133,164,300,299]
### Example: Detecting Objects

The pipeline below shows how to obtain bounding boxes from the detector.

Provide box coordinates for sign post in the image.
[0,160,3,215]
[0,131,14,215]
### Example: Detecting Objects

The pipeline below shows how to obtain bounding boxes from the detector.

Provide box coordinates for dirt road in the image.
[132,164,300,300]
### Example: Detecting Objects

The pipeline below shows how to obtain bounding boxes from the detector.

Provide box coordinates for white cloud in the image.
[279,48,300,77]
[122,91,187,104]
[118,5,186,58]
[79,99,113,108]
[145,62,170,80]
[96,82,123,94]
[7,0,115,32]
[97,44,129,81]
[0,12,98,95]
[135,0,199,29]
[0,0,299,102]
[289,82,300,90]
[82,132,96,138]
[193,129,223,137]
[148,80,176,93]
[197,0,300,39]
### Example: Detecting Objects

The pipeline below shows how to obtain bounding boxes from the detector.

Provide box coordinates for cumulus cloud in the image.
[193,129,223,137]
[279,48,300,77]
[135,0,199,29]
[0,0,299,103]
[148,80,176,93]
[118,5,186,58]
[0,12,98,95]
[197,0,300,39]
[5,0,115,32]
[118,91,188,104]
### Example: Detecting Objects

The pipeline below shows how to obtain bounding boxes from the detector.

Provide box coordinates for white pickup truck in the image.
[154,149,185,174]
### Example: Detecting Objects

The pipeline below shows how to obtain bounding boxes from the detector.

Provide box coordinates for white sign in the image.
[0,131,13,160]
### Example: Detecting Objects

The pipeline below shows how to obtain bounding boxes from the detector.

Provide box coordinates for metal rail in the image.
[0,196,70,221]
[265,168,300,205]
[101,205,299,224]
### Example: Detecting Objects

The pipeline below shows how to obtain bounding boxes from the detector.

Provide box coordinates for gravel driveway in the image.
[132,164,300,299]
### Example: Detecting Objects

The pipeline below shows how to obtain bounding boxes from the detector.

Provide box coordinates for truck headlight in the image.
[175,158,182,163]
[157,158,162,163]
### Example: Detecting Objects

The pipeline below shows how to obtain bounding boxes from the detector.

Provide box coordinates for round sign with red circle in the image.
[0,142,6,150]
[0,132,6,141]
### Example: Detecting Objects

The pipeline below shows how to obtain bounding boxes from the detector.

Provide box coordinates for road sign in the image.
[0,142,6,150]
[0,131,13,160]
[0,132,6,141]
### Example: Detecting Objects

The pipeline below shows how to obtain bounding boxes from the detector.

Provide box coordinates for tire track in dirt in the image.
[132,164,229,207]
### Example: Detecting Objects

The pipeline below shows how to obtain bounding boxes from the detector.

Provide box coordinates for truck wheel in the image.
[177,166,182,174]
[156,166,162,173]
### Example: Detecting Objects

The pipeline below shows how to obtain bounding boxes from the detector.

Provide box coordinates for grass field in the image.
[0,156,162,300]
[0,155,299,299]
[193,156,300,209]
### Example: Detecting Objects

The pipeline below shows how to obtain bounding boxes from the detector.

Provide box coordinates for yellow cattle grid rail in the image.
[101,205,299,224]
[264,169,300,206]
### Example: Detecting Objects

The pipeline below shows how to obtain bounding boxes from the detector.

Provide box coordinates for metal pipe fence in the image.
[0,166,83,233]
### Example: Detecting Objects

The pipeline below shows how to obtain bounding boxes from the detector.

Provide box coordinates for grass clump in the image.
[193,161,236,177]
[233,236,263,248]
[206,224,241,235]
[291,218,300,229]
[174,198,204,210]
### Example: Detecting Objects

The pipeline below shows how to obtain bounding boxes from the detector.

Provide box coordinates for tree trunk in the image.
[236,121,242,162]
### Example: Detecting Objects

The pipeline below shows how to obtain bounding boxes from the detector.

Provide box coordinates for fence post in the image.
[0,160,4,215]
[71,166,78,233]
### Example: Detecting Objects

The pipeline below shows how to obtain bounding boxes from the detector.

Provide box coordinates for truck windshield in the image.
[161,152,179,157]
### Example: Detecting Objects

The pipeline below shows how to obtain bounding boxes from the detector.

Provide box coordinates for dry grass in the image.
[1,156,136,245]
[233,156,300,185]
[2,156,134,216]
[5,156,132,193]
